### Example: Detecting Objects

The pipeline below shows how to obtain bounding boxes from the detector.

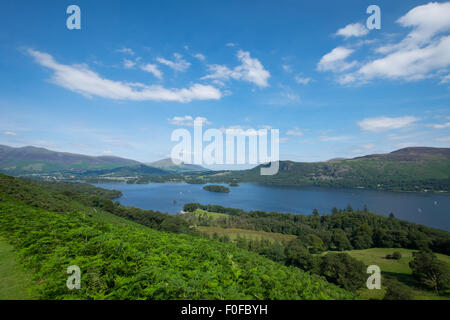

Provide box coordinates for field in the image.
[197,226,297,243]
[329,248,450,300]
[190,209,229,220]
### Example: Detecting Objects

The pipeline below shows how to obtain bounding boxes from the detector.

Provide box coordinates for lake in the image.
[93,182,450,231]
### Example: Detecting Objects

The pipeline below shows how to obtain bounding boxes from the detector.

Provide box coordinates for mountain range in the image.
[1,144,449,192]
[0,145,208,175]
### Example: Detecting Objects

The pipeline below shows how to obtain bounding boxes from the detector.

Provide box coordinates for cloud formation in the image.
[28,49,221,103]
[317,47,357,72]
[194,53,206,61]
[338,2,450,84]
[357,116,420,132]
[123,59,136,69]
[140,63,163,79]
[116,47,135,55]
[168,115,211,126]
[156,53,191,72]
[202,50,270,87]
[335,23,369,38]
[286,127,303,136]
[294,76,312,85]
[429,122,450,129]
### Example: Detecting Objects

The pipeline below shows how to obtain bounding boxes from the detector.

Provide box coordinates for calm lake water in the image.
[93,182,450,231]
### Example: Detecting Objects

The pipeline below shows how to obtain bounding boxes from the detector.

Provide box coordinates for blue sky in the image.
[0,0,449,166]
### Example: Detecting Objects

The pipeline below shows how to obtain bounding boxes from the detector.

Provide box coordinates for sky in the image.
[0,0,449,168]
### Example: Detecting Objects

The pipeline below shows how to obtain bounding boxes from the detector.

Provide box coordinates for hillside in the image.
[147,158,209,173]
[0,145,140,175]
[204,147,450,192]
[76,164,169,178]
[0,174,355,299]
[334,248,450,300]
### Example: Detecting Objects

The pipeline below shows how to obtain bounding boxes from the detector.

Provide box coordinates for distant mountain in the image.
[204,147,450,192]
[147,158,209,173]
[0,144,140,175]
[354,147,450,161]
[78,164,169,177]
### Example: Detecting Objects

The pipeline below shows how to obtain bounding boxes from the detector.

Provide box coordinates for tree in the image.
[351,224,373,249]
[332,229,352,251]
[308,234,325,254]
[409,250,450,294]
[284,239,320,273]
[319,253,366,292]
[383,279,413,300]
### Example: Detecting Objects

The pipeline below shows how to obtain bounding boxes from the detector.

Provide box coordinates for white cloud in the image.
[340,2,450,84]
[357,116,420,132]
[440,74,450,84]
[335,23,369,38]
[226,43,236,47]
[317,47,357,72]
[140,63,163,79]
[286,127,303,136]
[396,2,450,48]
[357,36,450,81]
[116,47,135,55]
[202,50,270,87]
[428,122,450,129]
[282,65,292,73]
[3,131,17,136]
[156,53,191,72]
[123,59,136,69]
[194,53,206,61]
[168,116,211,126]
[28,49,221,103]
[294,76,312,85]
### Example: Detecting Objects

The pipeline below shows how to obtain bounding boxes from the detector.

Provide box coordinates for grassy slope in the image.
[0,239,37,299]
[197,226,296,243]
[0,177,355,300]
[331,248,450,300]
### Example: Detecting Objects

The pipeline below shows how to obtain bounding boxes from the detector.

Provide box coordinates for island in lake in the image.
[203,185,230,193]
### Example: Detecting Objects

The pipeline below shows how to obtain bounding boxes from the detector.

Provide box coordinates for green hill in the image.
[0,174,354,299]
[148,158,209,173]
[76,164,169,178]
[0,145,140,175]
[204,147,450,192]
